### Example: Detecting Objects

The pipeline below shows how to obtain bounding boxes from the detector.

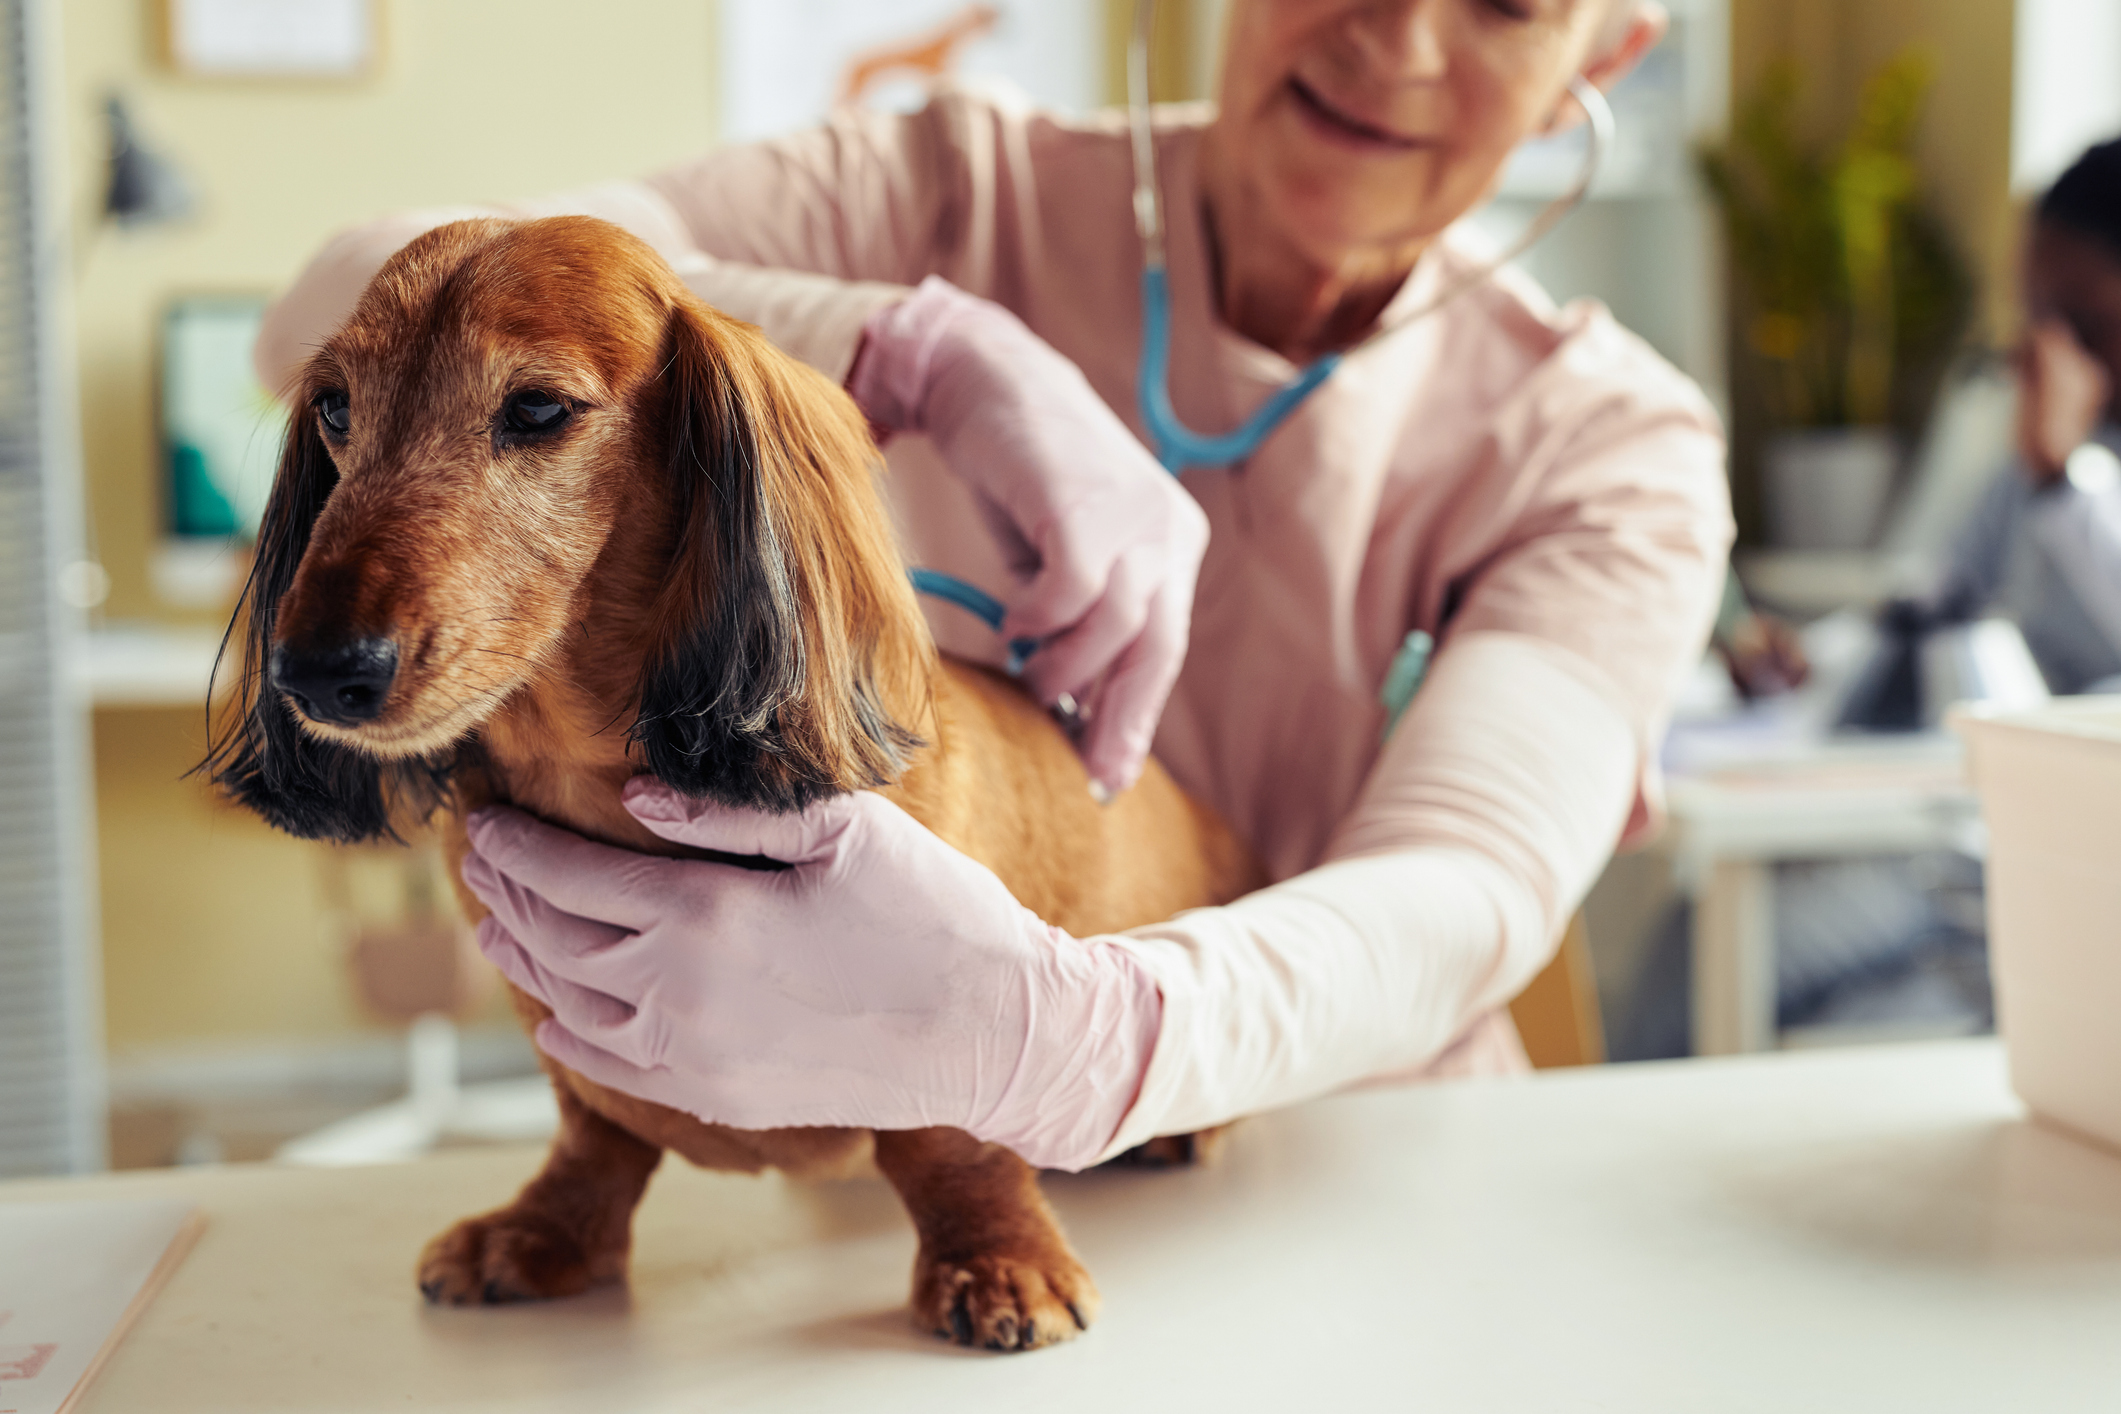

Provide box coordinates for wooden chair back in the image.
[1508,912,1607,1068]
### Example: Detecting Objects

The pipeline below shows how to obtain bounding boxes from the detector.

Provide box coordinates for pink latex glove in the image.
[459,779,1164,1171]
[849,276,1207,800]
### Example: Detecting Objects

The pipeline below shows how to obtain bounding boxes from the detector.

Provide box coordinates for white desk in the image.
[1664,740,1982,1055]
[4,1041,2116,1412]
[73,623,226,708]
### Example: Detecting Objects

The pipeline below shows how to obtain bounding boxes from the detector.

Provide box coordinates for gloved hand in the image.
[460,779,1164,1171]
[850,277,1208,800]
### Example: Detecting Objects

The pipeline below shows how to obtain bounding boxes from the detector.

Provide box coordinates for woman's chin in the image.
[1216,129,1449,254]
[1249,173,1446,264]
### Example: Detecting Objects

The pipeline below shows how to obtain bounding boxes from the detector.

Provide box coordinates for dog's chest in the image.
[476,696,670,855]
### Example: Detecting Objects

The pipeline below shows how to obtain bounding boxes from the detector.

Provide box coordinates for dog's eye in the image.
[503,390,569,435]
[315,389,351,437]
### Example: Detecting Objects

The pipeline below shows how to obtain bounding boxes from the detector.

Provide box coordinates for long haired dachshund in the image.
[208,216,1260,1352]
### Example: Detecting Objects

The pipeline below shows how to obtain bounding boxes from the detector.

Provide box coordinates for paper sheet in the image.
[0,1199,203,1414]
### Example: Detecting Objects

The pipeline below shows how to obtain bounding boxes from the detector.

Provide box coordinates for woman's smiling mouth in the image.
[1286,75,1424,152]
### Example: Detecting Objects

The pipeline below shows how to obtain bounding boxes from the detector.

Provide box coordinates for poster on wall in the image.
[718,0,1103,145]
[162,0,378,78]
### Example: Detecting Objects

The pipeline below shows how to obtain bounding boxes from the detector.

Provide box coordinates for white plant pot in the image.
[1762,427,1901,551]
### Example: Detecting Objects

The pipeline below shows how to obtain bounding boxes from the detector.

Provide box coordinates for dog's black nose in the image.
[272,638,399,726]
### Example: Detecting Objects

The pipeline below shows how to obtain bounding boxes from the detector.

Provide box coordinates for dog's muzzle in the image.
[272,637,400,726]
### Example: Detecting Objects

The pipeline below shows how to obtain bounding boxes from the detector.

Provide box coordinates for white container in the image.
[1953,696,2121,1151]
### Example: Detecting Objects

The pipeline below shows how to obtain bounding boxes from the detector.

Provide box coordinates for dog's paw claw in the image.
[916,1252,1098,1353]
[416,1207,606,1307]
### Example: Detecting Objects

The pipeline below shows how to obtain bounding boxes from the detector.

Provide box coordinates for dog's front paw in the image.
[913,1250,1101,1352]
[417,1207,613,1306]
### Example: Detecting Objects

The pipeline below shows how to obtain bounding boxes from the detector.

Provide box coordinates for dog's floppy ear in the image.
[200,394,443,842]
[632,296,930,812]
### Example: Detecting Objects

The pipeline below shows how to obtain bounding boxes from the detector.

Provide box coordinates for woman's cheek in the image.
[1218,0,1306,113]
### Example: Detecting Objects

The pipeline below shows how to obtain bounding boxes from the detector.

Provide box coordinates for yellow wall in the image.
[68,0,720,1053]
[93,708,350,1046]
[1101,0,1209,105]
[1730,0,2019,344]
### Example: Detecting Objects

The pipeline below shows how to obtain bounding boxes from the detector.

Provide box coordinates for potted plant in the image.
[1700,52,1973,551]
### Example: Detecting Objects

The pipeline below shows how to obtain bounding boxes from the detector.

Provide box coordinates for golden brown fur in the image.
[210,216,1260,1351]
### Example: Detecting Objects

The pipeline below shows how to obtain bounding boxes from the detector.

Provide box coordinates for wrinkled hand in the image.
[460,779,1162,1171]
[2016,316,2111,484]
[851,277,1207,800]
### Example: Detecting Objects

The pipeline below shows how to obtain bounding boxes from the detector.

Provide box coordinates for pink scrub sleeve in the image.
[1098,412,1728,1158]
[1446,388,1734,844]
[1105,631,1641,1156]
[643,104,964,290]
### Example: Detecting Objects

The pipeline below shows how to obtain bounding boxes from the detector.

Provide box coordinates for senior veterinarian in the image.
[258,0,1730,1170]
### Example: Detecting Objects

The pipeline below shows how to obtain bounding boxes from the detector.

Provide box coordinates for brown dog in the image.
[207,216,1261,1352]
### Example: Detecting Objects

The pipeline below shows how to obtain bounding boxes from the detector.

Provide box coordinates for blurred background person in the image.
[1616,134,2121,1062]
[1909,137,2121,695]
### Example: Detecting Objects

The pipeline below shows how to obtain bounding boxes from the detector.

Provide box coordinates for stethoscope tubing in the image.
[1137,266,1344,471]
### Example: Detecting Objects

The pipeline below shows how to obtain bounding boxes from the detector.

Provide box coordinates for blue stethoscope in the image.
[917,1,1616,728]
